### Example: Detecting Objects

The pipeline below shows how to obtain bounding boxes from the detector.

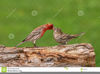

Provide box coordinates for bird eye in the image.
[50,25,53,28]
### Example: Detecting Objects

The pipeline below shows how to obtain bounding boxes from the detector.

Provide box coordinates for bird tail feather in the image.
[15,42,24,47]
[72,32,85,37]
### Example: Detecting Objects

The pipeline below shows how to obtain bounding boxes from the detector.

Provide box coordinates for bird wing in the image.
[22,27,44,42]
[60,33,76,40]
[60,33,69,40]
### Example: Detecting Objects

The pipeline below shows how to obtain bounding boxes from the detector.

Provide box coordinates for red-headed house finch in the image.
[15,23,54,47]
[53,27,85,45]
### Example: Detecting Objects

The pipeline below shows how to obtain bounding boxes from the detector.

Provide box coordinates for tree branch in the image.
[0,43,95,67]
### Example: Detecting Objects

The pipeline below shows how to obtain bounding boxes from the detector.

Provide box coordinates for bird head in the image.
[46,23,54,30]
[53,27,63,34]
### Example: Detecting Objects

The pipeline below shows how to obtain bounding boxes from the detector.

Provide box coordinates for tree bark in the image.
[0,43,95,67]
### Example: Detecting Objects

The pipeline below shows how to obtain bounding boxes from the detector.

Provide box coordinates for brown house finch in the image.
[53,27,85,45]
[15,23,54,47]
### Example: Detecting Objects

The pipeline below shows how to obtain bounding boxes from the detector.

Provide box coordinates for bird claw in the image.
[34,45,39,48]
[57,44,63,46]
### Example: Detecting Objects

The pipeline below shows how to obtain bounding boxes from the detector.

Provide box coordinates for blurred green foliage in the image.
[0,0,100,67]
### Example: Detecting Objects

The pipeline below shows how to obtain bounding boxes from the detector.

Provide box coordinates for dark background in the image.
[0,0,100,67]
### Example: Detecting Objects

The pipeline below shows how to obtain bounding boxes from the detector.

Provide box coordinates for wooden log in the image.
[0,43,95,67]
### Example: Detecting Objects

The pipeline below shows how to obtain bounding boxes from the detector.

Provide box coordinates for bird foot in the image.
[57,44,61,46]
[57,44,63,46]
[33,43,39,48]
[57,44,65,47]
[34,45,39,48]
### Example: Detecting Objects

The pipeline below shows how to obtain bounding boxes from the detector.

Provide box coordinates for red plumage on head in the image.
[46,23,53,30]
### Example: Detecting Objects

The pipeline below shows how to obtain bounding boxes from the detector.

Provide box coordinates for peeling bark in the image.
[0,43,95,67]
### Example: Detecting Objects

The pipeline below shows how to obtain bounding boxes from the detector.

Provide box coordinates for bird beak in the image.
[53,27,56,31]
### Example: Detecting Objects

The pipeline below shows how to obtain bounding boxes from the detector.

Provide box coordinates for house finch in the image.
[53,27,85,45]
[15,23,54,47]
